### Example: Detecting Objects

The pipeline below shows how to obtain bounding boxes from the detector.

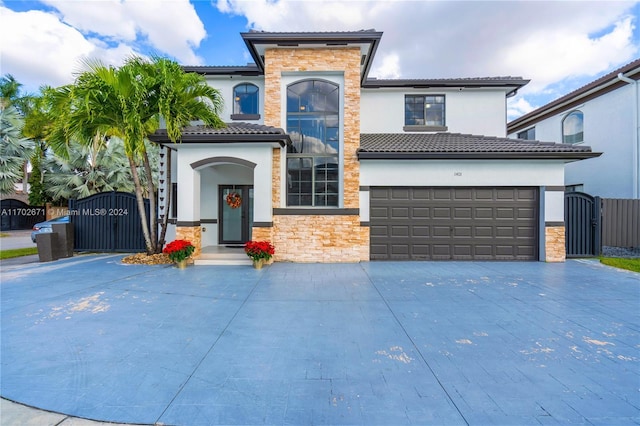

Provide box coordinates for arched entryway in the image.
[191,156,256,247]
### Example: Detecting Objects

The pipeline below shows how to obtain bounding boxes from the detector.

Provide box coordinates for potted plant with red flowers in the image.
[244,240,275,269]
[163,239,195,269]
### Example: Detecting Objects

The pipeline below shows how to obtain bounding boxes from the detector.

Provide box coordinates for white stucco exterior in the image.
[204,75,265,124]
[508,79,639,199]
[361,88,509,136]
[153,30,599,262]
[167,142,276,246]
[359,159,568,260]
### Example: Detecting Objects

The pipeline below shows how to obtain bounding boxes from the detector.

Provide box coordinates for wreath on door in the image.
[226,192,242,209]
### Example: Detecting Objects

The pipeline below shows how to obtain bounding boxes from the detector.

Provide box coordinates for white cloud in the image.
[0,0,206,93]
[501,15,636,94]
[0,7,98,90]
[2,0,639,121]
[507,97,536,122]
[217,0,640,118]
[371,53,401,79]
[41,0,206,64]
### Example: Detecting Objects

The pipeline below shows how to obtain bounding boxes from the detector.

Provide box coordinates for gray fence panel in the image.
[602,198,640,248]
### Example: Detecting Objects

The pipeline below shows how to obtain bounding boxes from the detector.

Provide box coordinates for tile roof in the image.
[358,133,600,160]
[184,123,286,135]
[149,123,291,146]
[363,77,529,93]
[508,58,640,132]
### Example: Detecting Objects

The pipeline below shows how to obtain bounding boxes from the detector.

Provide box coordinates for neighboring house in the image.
[508,59,640,199]
[149,30,599,263]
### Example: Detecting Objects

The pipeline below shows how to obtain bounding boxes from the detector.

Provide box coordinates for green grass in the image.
[600,257,640,273]
[0,247,39,260]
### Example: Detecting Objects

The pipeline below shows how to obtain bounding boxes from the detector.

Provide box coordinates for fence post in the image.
[593,196,602,256]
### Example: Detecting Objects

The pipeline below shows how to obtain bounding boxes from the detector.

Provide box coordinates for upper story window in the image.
[286,79,340,207]
[404,95,446,131]
[562,110,583,144]
[231,83,259,120]
[517,127,535,140]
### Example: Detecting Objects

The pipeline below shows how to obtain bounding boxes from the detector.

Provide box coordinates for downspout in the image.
[617,72,639,198]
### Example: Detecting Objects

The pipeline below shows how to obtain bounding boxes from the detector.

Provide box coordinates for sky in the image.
[1,0,639,121]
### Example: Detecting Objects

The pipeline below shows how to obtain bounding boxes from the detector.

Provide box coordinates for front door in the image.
[219,185,253,245]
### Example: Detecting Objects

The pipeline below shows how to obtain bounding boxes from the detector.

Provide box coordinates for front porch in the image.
[194,245,252,266]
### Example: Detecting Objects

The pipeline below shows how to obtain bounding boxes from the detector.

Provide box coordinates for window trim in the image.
[232,82,260,119]
[230,113,260,121]
[404,94,447,131]
[285,78,342,208]
[517,127,536,140]
[562,110,584,145]
[403,125,448,132]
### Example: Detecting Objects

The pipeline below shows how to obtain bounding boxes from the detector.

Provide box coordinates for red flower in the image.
[163,239,195,262]
[244,240,275,262]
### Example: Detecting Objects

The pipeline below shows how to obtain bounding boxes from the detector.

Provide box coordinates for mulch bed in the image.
[121,253,173,265]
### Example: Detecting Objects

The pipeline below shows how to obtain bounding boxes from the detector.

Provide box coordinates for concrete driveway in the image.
[1,256,638,425]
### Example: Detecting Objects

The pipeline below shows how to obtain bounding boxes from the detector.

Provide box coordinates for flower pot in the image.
[253,259,264,269]
[176,259,188,269]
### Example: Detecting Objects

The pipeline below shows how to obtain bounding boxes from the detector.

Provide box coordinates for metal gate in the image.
[69,192,150,252]
[565,192,601,257]
[1,199,46,231]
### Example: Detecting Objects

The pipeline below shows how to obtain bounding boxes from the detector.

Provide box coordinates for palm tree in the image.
[46,57,224,253]
[0,104,34,194]
[42,137,155,201]
[23,86,56,205]
[1,74,35,194]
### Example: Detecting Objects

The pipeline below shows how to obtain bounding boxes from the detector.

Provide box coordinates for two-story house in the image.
[149,30,599,263]
[508,59,640,199]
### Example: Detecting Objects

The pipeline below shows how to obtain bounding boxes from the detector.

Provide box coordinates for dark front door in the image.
[219,185,253,245]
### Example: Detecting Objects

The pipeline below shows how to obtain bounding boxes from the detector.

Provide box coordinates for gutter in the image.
[617,72,640,198]
[356,151,602,161]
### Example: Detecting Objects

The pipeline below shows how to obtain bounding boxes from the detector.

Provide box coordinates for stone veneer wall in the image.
[273,216,368,262]
[545,226,566,262]
[262,47,368,262]
[175,226,202,258]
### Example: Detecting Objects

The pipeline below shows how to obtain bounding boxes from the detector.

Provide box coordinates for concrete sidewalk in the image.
[1,255,639,425]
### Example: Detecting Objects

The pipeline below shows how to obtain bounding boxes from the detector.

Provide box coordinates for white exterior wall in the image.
[204,75,265,124]
[171,143,276,246]
[361,88,508,136]
[509,84,638,198]
[359,159,567,260]
[359,160,565,187]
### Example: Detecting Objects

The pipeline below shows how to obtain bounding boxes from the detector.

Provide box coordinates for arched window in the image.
[286,79,340,207]
[562,110,583,144]
[232,83,259,117]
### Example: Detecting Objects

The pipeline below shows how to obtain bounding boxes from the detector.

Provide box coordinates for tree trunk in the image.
[22,161,28,194]
[128,155,154,254]
[141,148,157,253]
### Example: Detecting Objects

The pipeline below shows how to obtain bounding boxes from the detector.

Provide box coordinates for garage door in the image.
[370,187,538,260]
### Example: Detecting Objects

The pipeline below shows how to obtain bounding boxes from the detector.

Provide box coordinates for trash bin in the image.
[35,233,59,262]
[52,223,74,258]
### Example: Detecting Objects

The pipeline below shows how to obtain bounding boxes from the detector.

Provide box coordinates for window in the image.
[232,83,259,119]
[562,110,583,144]
[171,183,177,218]
[405,95,446,128]
[565,184,584,193]
[517,127,535,140]
[286,80,340,207]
